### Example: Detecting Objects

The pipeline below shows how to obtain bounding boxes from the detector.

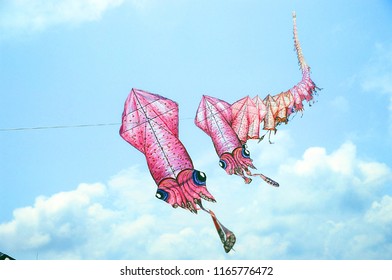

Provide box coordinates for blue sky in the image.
[0,0,391,259]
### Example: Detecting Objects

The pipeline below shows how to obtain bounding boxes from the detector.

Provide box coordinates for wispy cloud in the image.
[361,43,392,94]
[0,0,125,34]
[0,138,391,259]
[361,43,392,134]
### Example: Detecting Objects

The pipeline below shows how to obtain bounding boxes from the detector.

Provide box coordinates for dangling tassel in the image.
[254,172,280,187]
[197,201,236,253]
[245,169,280,187]
[208,210,236,253]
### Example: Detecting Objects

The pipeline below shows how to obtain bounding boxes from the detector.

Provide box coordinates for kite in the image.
[195,12,320,185]
[120,88,236,253]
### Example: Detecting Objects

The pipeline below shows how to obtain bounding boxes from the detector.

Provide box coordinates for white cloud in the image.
[319,194,392,259]
[358,161,392,186]
[0,139,391,259]
[0,166,227,259]
[0,183,109,252]
[221,139,392,259]
[0,0,124,33]
[366,195,392,225]
[291,142,357,178]
[280,141,391,189]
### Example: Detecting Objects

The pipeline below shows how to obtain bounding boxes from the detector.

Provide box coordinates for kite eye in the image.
[192,170,207,185]
[155,189,169,201]
[219,159,227,170]
[241,146,250,158]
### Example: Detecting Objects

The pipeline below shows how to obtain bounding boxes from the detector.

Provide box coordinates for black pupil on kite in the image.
[219,159,227,169]
[242,146,250,158]
[155,189,169,201]
[193,170,207,185]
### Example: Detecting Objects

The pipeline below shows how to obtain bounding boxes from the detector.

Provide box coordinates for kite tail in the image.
[197,201,236,253]
[290,11,320,112]
[292,11,308,71]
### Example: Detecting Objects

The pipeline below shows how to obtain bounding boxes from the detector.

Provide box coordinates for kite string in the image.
[0,122,120,132]
[0,98,309,132]
[0,106,227,132]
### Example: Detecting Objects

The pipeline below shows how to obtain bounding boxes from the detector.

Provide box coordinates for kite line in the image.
[0,122,120,132]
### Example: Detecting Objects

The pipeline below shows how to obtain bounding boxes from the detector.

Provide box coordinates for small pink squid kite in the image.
[120,88,236,253]
[195,12,320,186]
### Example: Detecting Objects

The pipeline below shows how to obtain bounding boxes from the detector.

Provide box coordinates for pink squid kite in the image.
[120,88,236,253]
[195,12,320,185]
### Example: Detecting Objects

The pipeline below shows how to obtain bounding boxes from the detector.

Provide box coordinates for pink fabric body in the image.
[120,88,193,184]
[195,95,242,157]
